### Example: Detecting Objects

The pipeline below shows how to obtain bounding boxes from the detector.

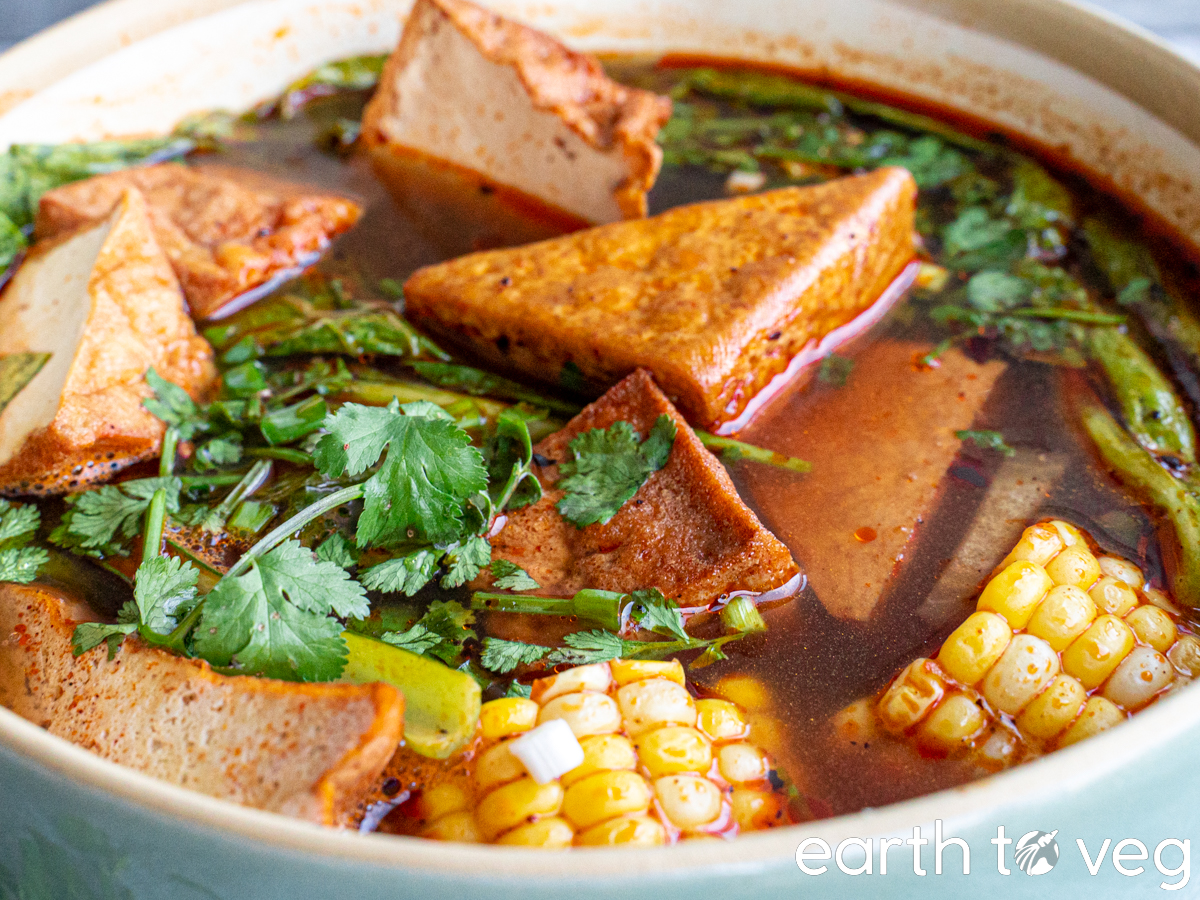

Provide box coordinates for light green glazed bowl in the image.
[3,1,1200,896]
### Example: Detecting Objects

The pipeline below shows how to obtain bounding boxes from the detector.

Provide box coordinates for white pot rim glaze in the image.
[2,0,1200,880]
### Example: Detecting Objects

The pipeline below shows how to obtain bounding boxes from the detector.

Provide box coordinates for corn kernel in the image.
[654,775,723,830]
[533,663,612,704]
[496,816,575,848]
[480,697,539,740]
[977,561,1053,628]
[1015,674,1086,742]
[877,659,945,734]
[610,659,685,686]
[1097,556,1145,590]
[576,815,667,846]
[981,634,1060,715]
[1047,520,1085,548]
[476,778,564,841]
[1001,524,1065,568]
[1102,646,1174,710]
[420,810,481,843]
[1089,576,1139,617]
[831,699,878,745]
[636,726,713,778]
[475,741,527,793]
[916,693,986,754]
[561,734,637,787]
[1168,635,1200,677]
[973,728,1020,770]
[1057,696,1125,748]
[1142,586,1183,616]
[416,783,471,823]
[1125,605,1177,653]
[695,699,747,741]
[938,611,1012,685]
[712,674,770,711]
[730,789,787,831]
[538,690,621,738]
[562,770,651,830]
[716,742,768,784]
[1045,545,1101,590]
[1062,615,1136,689]
[1026,585,1097,651]
[616,678,696,736]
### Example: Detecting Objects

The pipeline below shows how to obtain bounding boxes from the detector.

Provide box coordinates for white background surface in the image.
[0,0,1198,61]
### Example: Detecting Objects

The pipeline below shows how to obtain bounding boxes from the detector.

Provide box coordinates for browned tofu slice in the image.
[0,583,403,824]
[481,369,800,607]
[361,0,671,223]
[35,163,361,319]
[405,169,917,428]
[741,340,1006,621]
[0,189,215,496]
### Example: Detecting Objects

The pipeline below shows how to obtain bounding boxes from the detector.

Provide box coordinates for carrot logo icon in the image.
[1014,830,1060,875]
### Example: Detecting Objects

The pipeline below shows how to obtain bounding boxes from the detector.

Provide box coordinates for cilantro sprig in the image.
[556,415,676,527]
[0,500,48,585]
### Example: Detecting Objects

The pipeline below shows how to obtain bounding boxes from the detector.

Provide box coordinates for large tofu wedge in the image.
[405,169,917,428]
[0,583,403,824]
[480,369,799,607]
[36,163,361,319]
[742,341,1006,621]
[361,0,671,223]
[0,189,215,495]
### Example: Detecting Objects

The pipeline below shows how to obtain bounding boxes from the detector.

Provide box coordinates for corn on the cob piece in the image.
[416,659,795,846]
[838,519,1197,769]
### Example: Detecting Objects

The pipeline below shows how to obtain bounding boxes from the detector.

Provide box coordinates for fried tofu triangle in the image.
[481,369,800,606]
[405,168,917,428]
[0,584,403,825]
[361,0,671,223]
[36,163,361,319]
[0,189,215,496]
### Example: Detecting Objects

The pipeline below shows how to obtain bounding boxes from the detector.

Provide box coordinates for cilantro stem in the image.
[245,446,313,465]
[695,432,811,473]
[178,473,247,487]
[207,460,272,528]
[471,588,625,631]
[224,483,364,579]
[1004,307,1126,325]
[159,428,179,477]
[141,488,169,565]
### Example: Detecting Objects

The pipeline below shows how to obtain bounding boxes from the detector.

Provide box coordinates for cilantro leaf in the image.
[0,546,48,584]
[817,353,854,387]
[359,549,440,596]
[316,532,357,568]
[313,401,487,546]
[956,429,1017,457]
[505,680,533,698]
[0,352,48,418]
[490,559,539,591]
[628,589,688,641]
[54,477,181,553]
[143,369,208,441]
[556,415,677,527]
[546,630,628,666]
[71,622,136,659]
[133,555,199,637]
[192,540,367,681]
[381,623,442,655]
[481,637,551,674]
[381,600,475,664]
[0,501,46,583]
[440,535,491,589]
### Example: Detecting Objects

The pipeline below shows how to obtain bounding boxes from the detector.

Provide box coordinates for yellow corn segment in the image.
[836,520,1200,769]
[417,659,795,846]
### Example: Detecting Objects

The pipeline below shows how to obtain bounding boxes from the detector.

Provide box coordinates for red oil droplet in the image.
[854,526,877,543]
